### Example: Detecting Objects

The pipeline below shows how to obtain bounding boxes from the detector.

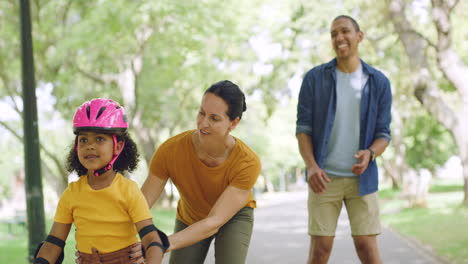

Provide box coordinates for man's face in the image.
[330,18,363,60]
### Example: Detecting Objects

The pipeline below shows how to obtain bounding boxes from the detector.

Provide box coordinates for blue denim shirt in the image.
[296,58,392,195]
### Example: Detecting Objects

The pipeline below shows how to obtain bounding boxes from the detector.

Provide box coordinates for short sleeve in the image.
[127,181,153,223]
[230,156,261,190]
[149,142,170,180]
[54,188,73,224]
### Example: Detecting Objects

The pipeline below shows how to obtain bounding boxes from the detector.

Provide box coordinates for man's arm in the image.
[296,70,331,193]
[351,76,392,175]
[368,138,390,158]
[297,133,330,193]
[351,138,389,175]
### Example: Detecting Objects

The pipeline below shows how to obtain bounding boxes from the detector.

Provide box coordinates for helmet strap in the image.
[93,135,126,177]
[74,136,78,152]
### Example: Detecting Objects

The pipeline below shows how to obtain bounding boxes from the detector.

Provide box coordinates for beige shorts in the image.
[308,176,381,236]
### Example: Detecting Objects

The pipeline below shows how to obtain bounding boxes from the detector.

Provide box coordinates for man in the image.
[296,15,392,264]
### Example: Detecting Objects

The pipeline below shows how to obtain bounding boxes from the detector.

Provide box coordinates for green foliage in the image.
[403,114,456,170]
[1,0,467,206]
[0,133,23,200]
[1,0,279,196]
[0,1,22,105]
[234,98,303,190]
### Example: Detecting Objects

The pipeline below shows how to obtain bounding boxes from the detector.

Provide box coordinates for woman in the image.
[141,80,261,264]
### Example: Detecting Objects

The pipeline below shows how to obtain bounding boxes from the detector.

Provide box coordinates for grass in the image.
[380,181,468,264]
[0,233,29,264]
[151,207,177,234]
[430,184,464,193]
[377,186,400,199]
[0,207,176,264]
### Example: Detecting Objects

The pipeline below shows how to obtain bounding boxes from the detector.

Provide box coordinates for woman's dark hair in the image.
[66,131,140,176]
[204,80,247,121]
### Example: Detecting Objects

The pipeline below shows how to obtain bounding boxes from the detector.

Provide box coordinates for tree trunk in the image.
[386,102,409,190]
[464,172,468,205]
[387,0,468,206]
[410,169,432,208]
[461,154,468,205]
[381,160,401,190]
[261,174,273,193]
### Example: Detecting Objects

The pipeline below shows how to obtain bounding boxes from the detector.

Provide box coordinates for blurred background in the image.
[0,0,467,263]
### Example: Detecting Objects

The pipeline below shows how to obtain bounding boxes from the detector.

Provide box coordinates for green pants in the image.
[169,207,254,264]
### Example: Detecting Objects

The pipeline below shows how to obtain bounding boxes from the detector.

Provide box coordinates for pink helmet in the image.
[73,98,128,134]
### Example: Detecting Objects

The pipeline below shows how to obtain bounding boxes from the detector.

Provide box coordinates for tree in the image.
[19,0,47,259]
[404,114,456,171]
[45,0,272,164]
[2,0,282,198]
[386,0,468,205]
[0,0,71,196]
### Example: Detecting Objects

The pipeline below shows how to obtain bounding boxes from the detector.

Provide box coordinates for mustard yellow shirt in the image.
[150,130,261,225]
[54,173,152,253]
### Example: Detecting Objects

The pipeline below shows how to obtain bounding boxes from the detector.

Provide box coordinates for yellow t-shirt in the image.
[150,130,261,225]
[54,173,152,253]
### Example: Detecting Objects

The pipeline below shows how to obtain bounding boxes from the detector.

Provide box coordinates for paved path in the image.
[164,190,448,264]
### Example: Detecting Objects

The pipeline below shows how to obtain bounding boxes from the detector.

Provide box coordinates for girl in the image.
[140,80,261,264]
[34,98,168,264]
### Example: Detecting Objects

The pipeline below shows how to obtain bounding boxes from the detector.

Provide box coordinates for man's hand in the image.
[307,166,330,194]
[351,149,372,175]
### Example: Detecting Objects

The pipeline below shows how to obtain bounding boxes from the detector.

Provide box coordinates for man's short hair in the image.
[333,15,360,32]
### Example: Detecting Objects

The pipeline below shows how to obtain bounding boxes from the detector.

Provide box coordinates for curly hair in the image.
[66,131,140,176]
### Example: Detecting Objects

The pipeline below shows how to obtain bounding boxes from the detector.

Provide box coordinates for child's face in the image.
[76,132,115,172]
